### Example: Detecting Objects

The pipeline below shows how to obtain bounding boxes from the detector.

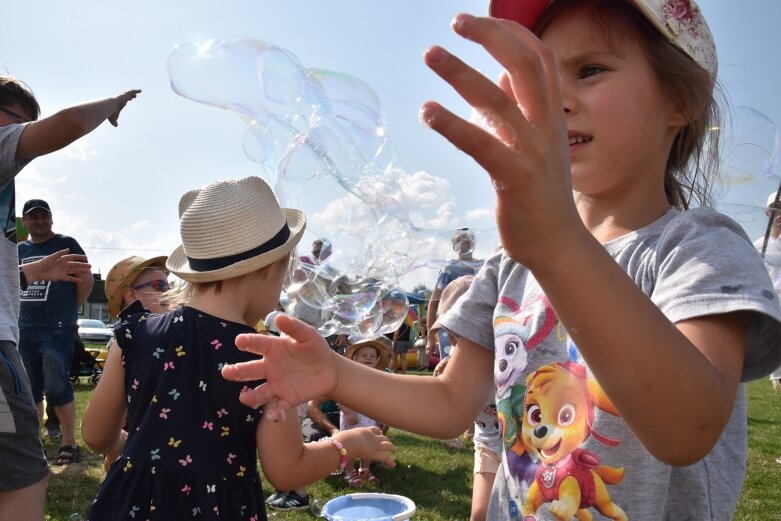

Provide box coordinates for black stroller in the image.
[68,337,106,385]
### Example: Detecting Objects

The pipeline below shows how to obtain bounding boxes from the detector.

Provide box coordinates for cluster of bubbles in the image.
[167,38,781,333]
[167,38,496,337]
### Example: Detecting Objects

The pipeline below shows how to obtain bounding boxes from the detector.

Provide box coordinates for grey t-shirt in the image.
[440,207,781,520]
[0,124,31,344]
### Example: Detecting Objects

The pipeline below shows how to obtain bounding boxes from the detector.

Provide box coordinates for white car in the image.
[77,318,114,345]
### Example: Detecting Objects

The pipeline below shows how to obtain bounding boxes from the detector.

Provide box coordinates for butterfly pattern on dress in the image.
[87,304,267,521]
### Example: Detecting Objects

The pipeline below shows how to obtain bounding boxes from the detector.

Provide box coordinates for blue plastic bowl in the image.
[320,493,416,521]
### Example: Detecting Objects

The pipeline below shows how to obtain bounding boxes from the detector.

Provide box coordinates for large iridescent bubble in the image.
[167,38,496,337]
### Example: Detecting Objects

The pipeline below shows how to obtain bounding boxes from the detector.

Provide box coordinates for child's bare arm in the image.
[15,90,140,161]
[81,340,128,455]
[224,314,494,439]
[258,412,395,491]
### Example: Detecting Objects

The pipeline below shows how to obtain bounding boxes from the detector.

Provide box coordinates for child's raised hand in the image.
[420,14,583,270]
[336,426,397,469]
[221,314,338,420]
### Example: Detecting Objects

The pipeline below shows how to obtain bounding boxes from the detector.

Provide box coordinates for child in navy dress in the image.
[81,176,395,520]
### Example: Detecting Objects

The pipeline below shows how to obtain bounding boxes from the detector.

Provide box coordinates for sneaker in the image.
[268,491,310,511]
[46,424,61,438]
[265,490,284,505]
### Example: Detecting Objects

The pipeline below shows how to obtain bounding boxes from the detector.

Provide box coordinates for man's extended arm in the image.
[15,90,140,161]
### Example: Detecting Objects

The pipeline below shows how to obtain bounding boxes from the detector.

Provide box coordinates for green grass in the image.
[45,378,781,520]
[734,379,781,520]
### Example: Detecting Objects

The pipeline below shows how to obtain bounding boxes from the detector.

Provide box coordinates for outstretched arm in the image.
[222,314,494,438]
[15,90,141,161]
[20,249,90,282]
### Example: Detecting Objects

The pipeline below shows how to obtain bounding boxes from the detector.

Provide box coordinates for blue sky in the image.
[3,1,779,290]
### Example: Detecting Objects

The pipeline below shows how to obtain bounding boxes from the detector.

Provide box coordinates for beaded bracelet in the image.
[323,437,348,475]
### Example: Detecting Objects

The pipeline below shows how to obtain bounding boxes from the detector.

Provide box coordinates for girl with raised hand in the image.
[223,2,781,519]
[82,177,395,520]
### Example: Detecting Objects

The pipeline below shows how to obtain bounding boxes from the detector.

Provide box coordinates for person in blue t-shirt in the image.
[18,198,93,466]
[425,228,483,359]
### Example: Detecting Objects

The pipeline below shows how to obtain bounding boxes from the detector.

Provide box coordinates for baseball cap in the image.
[22,199,51,215]
[488,0,717,77]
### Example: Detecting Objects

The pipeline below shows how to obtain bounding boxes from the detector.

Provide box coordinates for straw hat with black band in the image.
[166,176,306,283]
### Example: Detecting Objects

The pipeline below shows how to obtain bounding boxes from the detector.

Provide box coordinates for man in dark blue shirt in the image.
[18,199,92,466]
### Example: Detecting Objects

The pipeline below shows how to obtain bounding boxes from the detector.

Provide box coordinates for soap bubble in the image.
[168,38,497,335]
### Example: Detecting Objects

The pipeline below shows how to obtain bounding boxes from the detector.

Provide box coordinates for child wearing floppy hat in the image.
[104,255,171,318]
[224,1,781,519]
[338,335,391,487]
[81,176,395,520]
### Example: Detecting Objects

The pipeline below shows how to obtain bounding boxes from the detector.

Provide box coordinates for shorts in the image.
[473,444,501,475]
[393,340,412,355]
[0,340,50,490]
[18,327,76,406]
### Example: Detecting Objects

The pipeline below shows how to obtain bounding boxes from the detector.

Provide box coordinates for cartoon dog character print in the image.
[520,361,627,521]
[494,294,557,489]
[494,295,556,400]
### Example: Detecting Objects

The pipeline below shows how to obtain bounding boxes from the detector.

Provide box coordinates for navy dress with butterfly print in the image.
[86,303,267,521]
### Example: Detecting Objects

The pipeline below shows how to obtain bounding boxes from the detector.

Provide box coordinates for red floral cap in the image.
[489,0,717,77]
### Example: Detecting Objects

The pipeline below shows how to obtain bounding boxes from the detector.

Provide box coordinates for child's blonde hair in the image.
[536,0,723,210]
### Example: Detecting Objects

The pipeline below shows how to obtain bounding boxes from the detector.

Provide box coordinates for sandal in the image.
[55,444,81,465]
[344,469,363,487]
[359,468,380,486]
